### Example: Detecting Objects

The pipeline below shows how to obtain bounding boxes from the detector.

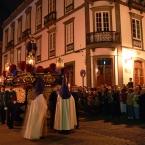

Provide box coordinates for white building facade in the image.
[2,0,145,88]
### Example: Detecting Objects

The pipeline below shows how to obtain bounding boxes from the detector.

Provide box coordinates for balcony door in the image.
[95,57,113,87]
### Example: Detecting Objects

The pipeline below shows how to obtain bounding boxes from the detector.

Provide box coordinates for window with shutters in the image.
[130,12,143,49]
[48,31,56,58]
[95,11,110,32]
[36,37,41,62]
[26,8,31,30]
[17,48,21,64]
[5,29,9,49]
[64,0,74,14]
[48,0,56,13]
[17,17,22,42]
[65,19,74,52]
[36,0,42,31]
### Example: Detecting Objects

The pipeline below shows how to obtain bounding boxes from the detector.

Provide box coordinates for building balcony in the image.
[86,31,120,48]
[44,11,56,27]
[22,28,31,40]
[132,39,142,48]
[65,3,74,13]
[6,40,14,50]
[128,0,145,12]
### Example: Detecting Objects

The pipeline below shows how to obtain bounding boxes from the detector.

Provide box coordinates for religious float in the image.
[0,39,64,122]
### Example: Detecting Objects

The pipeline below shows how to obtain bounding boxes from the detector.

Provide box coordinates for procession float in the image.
[0,38,64,122]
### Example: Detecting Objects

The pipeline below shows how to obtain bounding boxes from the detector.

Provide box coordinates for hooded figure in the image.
[23,77,48,140]
[54,75,77,131]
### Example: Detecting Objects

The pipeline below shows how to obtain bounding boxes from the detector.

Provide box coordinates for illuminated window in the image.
[64,0,74,14]
[48,31,56,58]
[95,11,110,32]
[65,19,74,52]
[36,0,42,31]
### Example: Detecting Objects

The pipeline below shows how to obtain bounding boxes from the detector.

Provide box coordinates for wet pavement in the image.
[0,117,145,145]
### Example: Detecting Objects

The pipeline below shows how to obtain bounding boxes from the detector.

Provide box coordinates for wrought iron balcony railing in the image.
[86,31,120,45]
[44,11,56,27]
[133,39,142,48]
[65,3,74,14]
[22,28,31,40]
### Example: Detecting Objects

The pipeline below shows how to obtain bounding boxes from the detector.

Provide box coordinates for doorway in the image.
[95,57,114,87]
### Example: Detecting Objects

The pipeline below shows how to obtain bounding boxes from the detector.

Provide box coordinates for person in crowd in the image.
[54,76,77,133]
[71,86,80,129]
[0,87,3,124]
[49,84,60,129]
[86,88,95,116]
[0,86,7,124]
[139,88,145,120]
[93,88,100,115]
[112,85,121,117]
[132,86,140,119]
[120,85,127,114]
[126,88,134,119]
[102,86,113,116]
[127,78,134,88]
[6,86,17,129]
[23,77,48,140]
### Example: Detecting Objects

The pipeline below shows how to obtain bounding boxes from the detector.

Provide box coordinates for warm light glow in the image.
[5,63,10,72]
[26,53,35,65]
[122,49,136,72]
[56,57,64,69]
[95,67,98,73]
[0,76,4,84]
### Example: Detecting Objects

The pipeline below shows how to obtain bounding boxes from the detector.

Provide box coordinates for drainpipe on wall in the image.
[85,0,92,88]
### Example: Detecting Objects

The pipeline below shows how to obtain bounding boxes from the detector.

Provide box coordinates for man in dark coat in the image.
[6,87,17,129]
[0,86,7,124]
[48,73,63,129]
[49,85,59,129]
[71,86,80,129]
[0,87,4,124]
[139,89,145,121]
[127,78,134,88]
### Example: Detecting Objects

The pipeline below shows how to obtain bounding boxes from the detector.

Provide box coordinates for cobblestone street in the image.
[0,117,145,145]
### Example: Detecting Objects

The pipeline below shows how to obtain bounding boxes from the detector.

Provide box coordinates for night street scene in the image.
[0,0,145,145]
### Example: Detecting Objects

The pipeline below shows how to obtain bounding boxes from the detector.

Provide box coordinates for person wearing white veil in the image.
[23,77,48,140]
[54,75,77,132]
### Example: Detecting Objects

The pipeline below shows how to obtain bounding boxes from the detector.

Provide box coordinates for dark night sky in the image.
[0,0,23,40]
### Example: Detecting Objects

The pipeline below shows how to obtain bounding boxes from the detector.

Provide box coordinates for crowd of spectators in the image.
[74,84,145,121]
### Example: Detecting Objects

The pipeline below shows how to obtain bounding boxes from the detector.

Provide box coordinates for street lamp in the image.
[26,52,35,65]
[26,36,37,66]
[56,57,64,69]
